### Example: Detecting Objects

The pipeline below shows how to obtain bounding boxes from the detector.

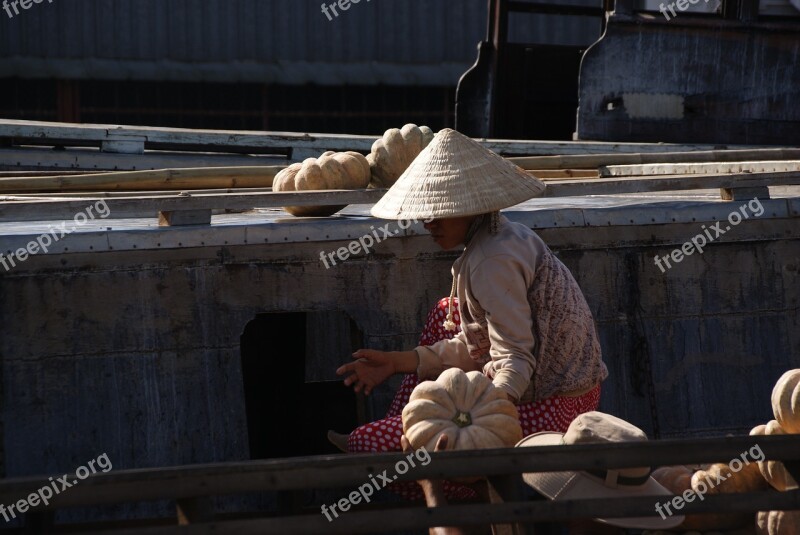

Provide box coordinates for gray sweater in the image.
[416,215,608,402]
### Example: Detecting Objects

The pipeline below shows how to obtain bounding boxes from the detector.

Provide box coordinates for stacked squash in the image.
[367,123,434,188]
[272,151,371,216]
[752,369,800,535]
[272,123,433,216]
[649,369,800,535]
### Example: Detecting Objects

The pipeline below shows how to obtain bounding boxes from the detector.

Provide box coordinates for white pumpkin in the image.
[750,421,799,491]
[771,369,800,433]
[401,368,522,452]
[367,123,434,188]
[272,150,370,216]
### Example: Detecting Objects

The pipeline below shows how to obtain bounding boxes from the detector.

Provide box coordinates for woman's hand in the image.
[336,349,396,395]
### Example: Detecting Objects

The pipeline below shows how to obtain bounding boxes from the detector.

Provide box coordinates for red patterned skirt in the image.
[346,297,601,500]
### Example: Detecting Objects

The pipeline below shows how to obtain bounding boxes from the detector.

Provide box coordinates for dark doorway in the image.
[240,311,362,459]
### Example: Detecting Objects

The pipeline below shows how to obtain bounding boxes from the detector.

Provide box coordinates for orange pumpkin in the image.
[756,510,800,534]
[685,462,769,531]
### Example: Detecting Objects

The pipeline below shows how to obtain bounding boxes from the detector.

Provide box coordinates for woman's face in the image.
[423,216,476,250]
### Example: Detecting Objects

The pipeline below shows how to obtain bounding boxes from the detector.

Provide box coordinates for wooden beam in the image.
[0,188,386,222]
[0,119,769,159]
[0,435,796,511]
[0,147,287,173]
[511,148,800,170]
[540,170,800,198]
[527,169,598,179]
[601,160,800,177]
[1,170,798,222]
[0,166,284,194]
[54,490,800,535]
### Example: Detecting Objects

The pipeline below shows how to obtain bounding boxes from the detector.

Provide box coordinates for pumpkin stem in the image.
[452,411,472,428]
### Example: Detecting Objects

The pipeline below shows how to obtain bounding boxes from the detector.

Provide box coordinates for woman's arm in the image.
[336,349,419,395]
[415,330,483,380]
[471,255,537,401]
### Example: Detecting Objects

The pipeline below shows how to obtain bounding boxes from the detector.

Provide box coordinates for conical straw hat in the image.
[370,128,545,220]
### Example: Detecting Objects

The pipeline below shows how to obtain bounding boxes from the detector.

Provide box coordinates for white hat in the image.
[370,128,545,220]
[516,411,684,530]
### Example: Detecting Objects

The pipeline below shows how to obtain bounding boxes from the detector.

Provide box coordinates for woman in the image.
[333,128,609,499]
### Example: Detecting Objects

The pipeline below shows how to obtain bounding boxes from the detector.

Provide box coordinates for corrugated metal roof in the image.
[0,0,602,85]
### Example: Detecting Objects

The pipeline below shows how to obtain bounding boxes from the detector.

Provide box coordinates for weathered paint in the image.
[1,199,798,484]
[577,14,800,144]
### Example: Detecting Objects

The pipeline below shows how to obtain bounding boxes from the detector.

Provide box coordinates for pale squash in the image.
[686,461,770,530]
[756,510,800,534]
[651,465,693,495]
[771,369,800,434]
[272,151,371,216]
[750,420,799,491]
[367,123,435,188]
[691,461,769,496]
[401,368,522,452]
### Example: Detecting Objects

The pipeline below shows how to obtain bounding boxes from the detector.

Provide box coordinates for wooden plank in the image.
[1,188,275,199]
[601,160,800,177]
[0,119,770,158]
[511,149,800,170]
[541,170,800,198]
[0,189,386,222]
[527,169,598,179]
[0,147,288,173]
[71,490,800,535]
[0,195,96,202]
[485,475,526,535]
[0,166,284,193]
[1,170,799,223]
[0,170,102,178]
[0,119,376,154]
[0,435,796,510]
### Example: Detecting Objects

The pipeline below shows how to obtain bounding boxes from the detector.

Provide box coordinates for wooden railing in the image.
[0,435,798,534]
[0,168,799,224]
[0,119,764,164]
